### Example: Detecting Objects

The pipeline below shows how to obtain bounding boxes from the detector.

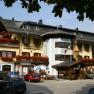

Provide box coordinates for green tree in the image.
[1,0,94,21]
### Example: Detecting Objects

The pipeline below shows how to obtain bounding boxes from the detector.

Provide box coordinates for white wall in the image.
[43,37,72,75]
[0,62,14,71]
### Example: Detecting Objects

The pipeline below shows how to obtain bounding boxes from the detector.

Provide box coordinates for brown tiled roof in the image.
[52,61,73,68]
[0,18,41,38]
[0,18,25,33]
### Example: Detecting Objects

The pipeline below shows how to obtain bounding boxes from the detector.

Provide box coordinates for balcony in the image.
[0,38,19,47]
[79,58,94,62]
[31,56,49,63]
[15,55,49,65]
[1,57,13,62]
[16,55,31,62]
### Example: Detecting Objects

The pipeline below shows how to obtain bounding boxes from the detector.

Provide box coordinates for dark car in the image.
[0,71,26,94]
[24,73,41,82]
[88,88,94,94]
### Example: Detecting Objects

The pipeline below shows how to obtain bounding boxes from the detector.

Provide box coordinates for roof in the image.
[0,18,25,33]
[14,21,24,28]
[41,30,76,40]
[0,17,94,39]
[52,61,73,68]
[41,30,75,36]
[22,21,94,35]
[0,18,41,37]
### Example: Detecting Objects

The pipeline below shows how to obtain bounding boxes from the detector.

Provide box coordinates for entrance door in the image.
[2,65,11,72]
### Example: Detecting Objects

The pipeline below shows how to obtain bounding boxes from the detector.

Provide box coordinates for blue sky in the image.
[0,1,94,32]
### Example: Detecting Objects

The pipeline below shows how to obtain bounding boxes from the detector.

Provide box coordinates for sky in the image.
[0,1,94,32]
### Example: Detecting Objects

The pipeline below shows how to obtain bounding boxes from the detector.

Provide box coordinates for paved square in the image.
[25,79,94,94]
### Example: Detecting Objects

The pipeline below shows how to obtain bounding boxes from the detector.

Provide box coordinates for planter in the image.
[0,38,19,44]
[15,55,49,64]
[80,59,94,62]
[86,74,94,79]
[1,57,13,62]
[31,56,49,62]
[15,55,31,61]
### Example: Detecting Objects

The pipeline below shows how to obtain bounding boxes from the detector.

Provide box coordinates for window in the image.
[0,51,16,58]
[55,42,70,48]
[33,38,41,48]
[22,52,30,56]
[7,52,12,58]
[2,52,6,57]
[78,43,82,51]
[33,53,41,56]
[84,44,89,52]
[55,54,64,61]
[84,56,89,59]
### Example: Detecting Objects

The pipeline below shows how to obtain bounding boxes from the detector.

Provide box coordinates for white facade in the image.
[0,61,15,72]
[43,37,73,75]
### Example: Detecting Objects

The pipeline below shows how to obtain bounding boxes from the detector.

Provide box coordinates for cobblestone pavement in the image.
[25,79,94,94]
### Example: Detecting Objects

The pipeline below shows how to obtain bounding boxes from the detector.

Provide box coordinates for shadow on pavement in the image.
[72,84,94,94]
[25,81,53,94]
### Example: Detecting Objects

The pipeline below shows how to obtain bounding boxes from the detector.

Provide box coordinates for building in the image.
[0,17,94,78]
[0,17,48,76]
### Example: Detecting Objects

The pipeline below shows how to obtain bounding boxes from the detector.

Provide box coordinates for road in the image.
[25,79,94,94]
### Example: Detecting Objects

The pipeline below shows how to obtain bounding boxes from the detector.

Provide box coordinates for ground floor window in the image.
[2,65,11,72]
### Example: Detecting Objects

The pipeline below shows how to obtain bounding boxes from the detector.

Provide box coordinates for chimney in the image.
[75,27,79,31]
[12,17,15,21]
[38,19,43,24]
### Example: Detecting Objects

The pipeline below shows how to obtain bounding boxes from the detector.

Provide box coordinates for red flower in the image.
[0,38,19,44]
[15,55,31,61]
[1,57,13,62]
[80,58,94,62]
[31,56,49,62]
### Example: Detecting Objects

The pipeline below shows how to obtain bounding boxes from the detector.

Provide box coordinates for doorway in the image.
[2,65,11,72]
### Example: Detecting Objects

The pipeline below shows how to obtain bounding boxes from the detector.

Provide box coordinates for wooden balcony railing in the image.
[79,58,94,62]
[15,55,49,64]
[1,57,13,62]
[31,56,49,62]
[0,38,19,44]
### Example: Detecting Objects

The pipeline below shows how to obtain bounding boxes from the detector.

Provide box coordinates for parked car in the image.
[0,71,6,80]
[24,73,41,82]
[0,71,26,94]
[88,88,94,94]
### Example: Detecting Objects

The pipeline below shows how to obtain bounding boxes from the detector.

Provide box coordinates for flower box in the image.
[31,56,49,62]
[15,55,31,61]
[15,55,49,64]
[0,38,19,44]
[80,59,94,62]
[1,57,13,62]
